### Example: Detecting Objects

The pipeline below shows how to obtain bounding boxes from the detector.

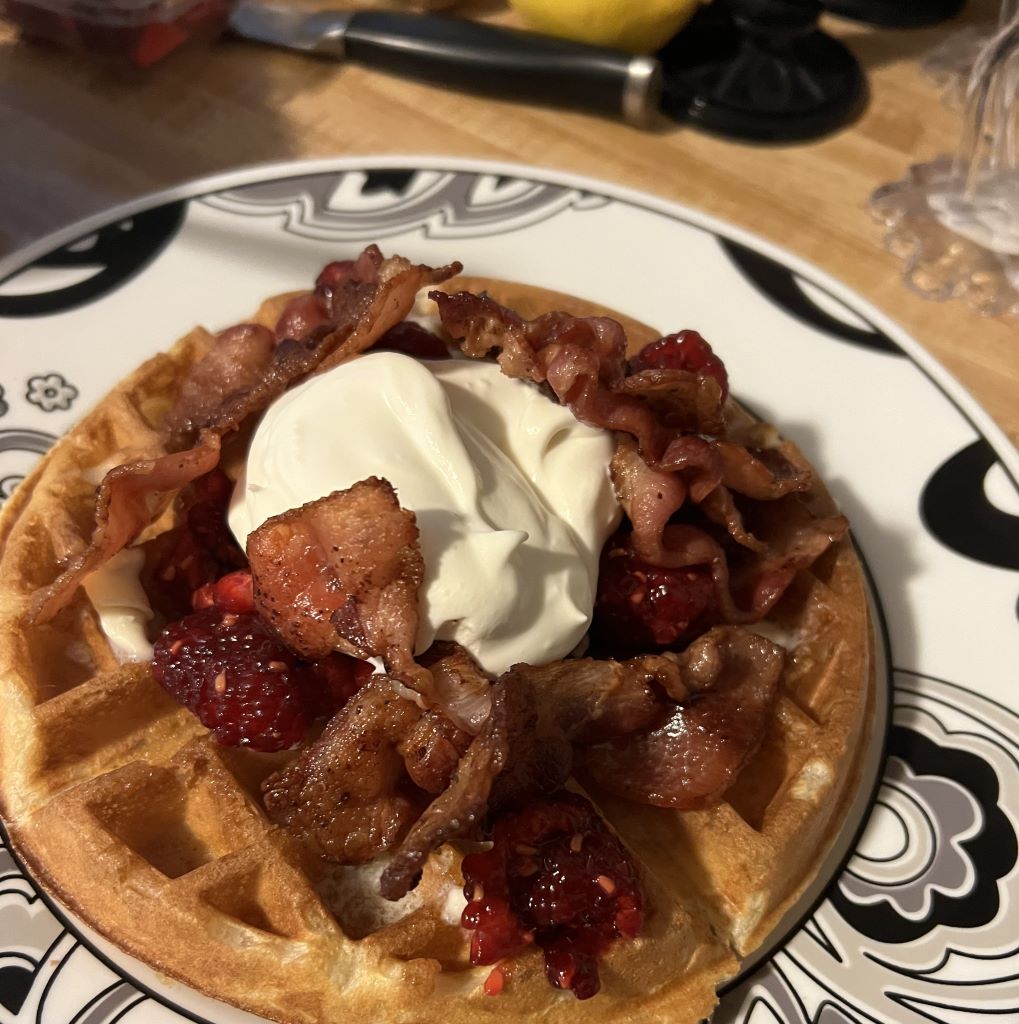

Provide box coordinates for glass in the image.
[871,3,1019,317]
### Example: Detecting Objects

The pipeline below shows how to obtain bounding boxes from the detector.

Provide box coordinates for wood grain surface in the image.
[0,0,1016,447]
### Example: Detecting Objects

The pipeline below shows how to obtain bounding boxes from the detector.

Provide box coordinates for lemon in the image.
[508,0,700,54]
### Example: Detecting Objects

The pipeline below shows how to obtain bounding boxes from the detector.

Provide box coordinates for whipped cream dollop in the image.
[228,351,620,675]
[83,548,155,663]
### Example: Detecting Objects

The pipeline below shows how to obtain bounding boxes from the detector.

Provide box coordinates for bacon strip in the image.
[247,478,431,697]
[421,642,494,735]
[432,290,668,455]
[163,323,275,445]
[30,431,221,623]
[379,681,510,901]
[262,676,423,864]
[614,367,725,435]
[487,655,682,812]
[582,626,785,809]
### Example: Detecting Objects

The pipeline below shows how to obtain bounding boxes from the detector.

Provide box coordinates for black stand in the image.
[822,0,966,27]
[659,0,866,143]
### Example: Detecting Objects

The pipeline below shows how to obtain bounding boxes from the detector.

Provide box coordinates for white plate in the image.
[0,157,1017,1024]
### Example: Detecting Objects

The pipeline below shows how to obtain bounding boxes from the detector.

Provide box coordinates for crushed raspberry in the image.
[151,603,367,752]
[483,966,505,996]
[377,321,450,360]
[592,533,716,655]
[192,569,254,614]
[143,469,246,620]
[629,330,729,401]
[461,792,643,1000]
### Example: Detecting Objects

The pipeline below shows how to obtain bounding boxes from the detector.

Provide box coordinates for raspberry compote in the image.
[461,792,644,1000]
[151,571,369,752]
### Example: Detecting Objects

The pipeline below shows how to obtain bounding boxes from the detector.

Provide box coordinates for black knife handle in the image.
[341,12,662,127]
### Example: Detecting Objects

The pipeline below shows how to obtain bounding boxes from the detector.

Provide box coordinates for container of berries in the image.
[0,0,235,67]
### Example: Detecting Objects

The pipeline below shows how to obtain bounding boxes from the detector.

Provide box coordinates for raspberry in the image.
[629,329,729,401]
[592,534,716,655]
[192,570,254,614]
[461,792,643,1000]
[152,607,365,752]
[144,469,246,620]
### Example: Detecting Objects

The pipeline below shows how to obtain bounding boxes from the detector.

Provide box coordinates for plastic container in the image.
[0,0,235,67]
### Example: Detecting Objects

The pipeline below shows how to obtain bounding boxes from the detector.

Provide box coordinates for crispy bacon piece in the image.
[609,435,847,626]
[380,681,510,901]
[422,641,494,735]
[163,323,275,444]
[582,626,784,809]
[262,677,423,863]
[273,292,332,346]
[488,655,683,811]
[613,368,726,436]
[30,431,222,624]
[317,249,461,373]
[247,478,431,697]
[508,655,674,743]
[31,247,458,626]
[397,710,472,794]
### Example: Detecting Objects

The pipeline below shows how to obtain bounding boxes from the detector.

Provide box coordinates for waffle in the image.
[0,274,874,1024]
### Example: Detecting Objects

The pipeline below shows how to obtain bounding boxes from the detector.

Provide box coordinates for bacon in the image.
[487,655,683,812]
[613,367,726,436]
[434,290,745,461]
[422,642,493,735]
[730,497,849,616]
[317,249,461,374]
[273,292,331,346]
[506,655,673,743]
[163,323,275,445]
[714,440,812,500]
[396,710,472,794]
[262,676,423,864]
[30,431,221,623]
[582,626,785,809]
[247,478,431,697]
[610,438,690,565]
[380,681,510,901]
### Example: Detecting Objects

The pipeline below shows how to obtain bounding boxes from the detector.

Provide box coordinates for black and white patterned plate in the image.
[0,158,1016,1024]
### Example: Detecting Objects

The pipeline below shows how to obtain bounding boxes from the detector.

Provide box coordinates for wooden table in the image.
[0,0,1016,449]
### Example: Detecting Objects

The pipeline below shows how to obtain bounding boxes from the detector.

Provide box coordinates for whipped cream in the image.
[228,351,620,675]
[83,548,155,663]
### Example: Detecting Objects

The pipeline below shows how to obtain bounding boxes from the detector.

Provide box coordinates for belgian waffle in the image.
[0,276,874,1023]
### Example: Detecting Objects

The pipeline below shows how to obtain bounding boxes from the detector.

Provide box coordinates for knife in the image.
[228,2,663,128]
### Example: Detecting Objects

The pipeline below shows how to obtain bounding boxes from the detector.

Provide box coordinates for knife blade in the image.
[228,2,663,128]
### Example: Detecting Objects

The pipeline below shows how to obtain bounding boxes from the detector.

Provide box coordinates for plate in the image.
[0,157,1017,1024]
